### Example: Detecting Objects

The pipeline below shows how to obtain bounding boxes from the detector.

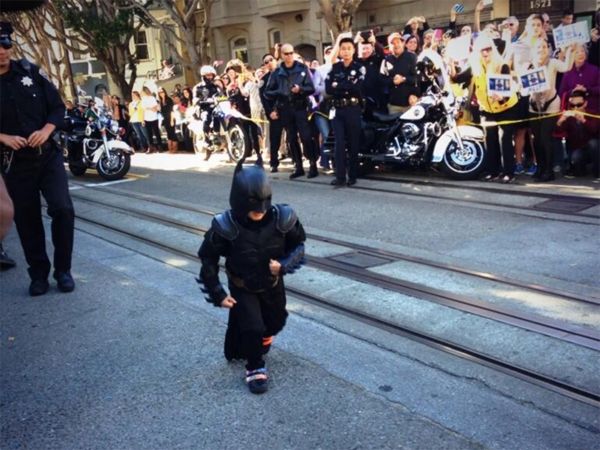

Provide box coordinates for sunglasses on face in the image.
[569,101,585,107]
[283,52,294,56]
[263,58,273,64]
[480,47,492,53]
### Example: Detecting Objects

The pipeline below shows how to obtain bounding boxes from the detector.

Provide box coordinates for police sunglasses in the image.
[0,37,12,49]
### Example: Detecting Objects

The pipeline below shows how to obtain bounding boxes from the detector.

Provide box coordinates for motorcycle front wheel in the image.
[441,139,486,180]
[226,122,247,162]
[96,149,131,181]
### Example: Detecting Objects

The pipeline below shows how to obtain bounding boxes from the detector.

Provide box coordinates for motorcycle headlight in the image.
[401,123,421,140]
[411,105,426,120]
[85,125,92,137]
[111,121,119,133]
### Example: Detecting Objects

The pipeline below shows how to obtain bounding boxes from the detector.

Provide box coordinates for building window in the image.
[135,30,149,60]
[231,36,248,63]
[269,29,281,48]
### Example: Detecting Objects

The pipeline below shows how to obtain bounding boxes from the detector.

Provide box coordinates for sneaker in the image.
[514,164,525,175]
[526,164,537,176]
[501,175,515,184]
[245,367,268,394]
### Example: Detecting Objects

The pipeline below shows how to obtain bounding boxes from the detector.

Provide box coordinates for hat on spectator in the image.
[403,33,413,42]
[387,32,404,45]
[423,29,435,38]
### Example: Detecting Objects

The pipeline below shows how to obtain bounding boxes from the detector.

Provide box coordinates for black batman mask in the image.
[229,158,272,219]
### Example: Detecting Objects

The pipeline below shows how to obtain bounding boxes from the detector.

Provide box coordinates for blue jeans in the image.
[314,113,330,168]
[131,122,149,149]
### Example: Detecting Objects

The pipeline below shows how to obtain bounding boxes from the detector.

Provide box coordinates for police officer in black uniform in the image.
[193,65,222,160]
[197,159,306,394]
[326,37,366,187]
[264,43,319,179]
[0,22,75,296]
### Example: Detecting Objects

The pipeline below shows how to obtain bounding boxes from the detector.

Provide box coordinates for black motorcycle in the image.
[325,83,487,180]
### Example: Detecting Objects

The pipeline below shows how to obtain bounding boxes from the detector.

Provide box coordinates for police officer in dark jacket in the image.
[264,44,319,179]
[259,53,283,172]
[326,37,366,187]
[197,159,306,394]
[356,30,386,118]
[0,22,75,296]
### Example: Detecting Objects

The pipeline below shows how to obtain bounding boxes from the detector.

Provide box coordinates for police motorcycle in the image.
[346,51,486,180]
[62,102,134,181]
[187,65,249,162]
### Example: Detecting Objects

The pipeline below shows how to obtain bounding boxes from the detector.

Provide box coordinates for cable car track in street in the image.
[70,185,600,306]
[69,209,600,409]
[70,192,600,352]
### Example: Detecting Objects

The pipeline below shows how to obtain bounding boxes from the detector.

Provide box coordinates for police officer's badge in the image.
[21,76,33,87]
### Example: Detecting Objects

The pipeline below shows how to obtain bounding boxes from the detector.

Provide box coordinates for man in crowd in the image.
[193,64,221,160]
[356,30,385,118]
[265,43,319,179]
[259,52,283,172]
[380,32,418,113]
[0,21,75,296]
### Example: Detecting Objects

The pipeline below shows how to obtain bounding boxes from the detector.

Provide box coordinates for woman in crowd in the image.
[158,87,178,153]
[172,93,193,152]
[559,43,599,111]
[519,14,549,50]
[225,61,262,159]
[527,39,574,181]
[471,35,520,183]
[141,86,162,153]
[128,90,149,153]
[181,86,194,107]
[405,35,420,54]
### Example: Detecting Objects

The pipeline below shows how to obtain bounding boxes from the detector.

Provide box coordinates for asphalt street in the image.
[1,153,598,449]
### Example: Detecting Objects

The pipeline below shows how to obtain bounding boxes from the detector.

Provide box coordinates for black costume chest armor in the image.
[226,215,286,292]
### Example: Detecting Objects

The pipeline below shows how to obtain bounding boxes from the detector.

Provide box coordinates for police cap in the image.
[0,22,13,49]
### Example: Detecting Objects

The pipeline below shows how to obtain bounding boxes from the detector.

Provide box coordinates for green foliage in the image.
[56,0,136,50]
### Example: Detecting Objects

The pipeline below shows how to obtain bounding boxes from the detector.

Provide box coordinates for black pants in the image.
[145,120,163,148]
[482,106,518,176]
[268,116,284,169]
[280,107,318,171]
[332,105,361,182]
[226,279,288,370]
[242,120,261,159]
[530,115,558,176]
[4,149,74,281]
[571,139,600,177]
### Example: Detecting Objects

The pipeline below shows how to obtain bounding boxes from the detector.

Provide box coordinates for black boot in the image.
[307,164,318,178]
[0,243,16,271]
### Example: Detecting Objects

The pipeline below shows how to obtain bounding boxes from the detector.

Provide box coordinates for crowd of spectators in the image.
[66,2,599,182]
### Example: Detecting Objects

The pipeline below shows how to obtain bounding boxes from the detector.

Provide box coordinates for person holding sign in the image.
[527,39,574,182]
[470,35,520,183]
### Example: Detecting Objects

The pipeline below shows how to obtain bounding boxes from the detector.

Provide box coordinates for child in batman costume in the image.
[197,159,306,394]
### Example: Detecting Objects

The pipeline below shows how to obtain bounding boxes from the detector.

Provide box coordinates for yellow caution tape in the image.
[466,111,600,128]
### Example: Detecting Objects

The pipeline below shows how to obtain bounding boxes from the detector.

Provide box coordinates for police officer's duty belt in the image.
[332,97,361,108]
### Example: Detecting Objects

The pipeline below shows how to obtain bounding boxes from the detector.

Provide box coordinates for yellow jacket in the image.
[128,100,144,123]
[473,63,518,114]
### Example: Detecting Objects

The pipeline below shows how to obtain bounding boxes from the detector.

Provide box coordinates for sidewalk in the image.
[0,226,480,450]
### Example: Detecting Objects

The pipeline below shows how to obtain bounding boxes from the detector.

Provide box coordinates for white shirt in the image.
[142,95,159,121]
